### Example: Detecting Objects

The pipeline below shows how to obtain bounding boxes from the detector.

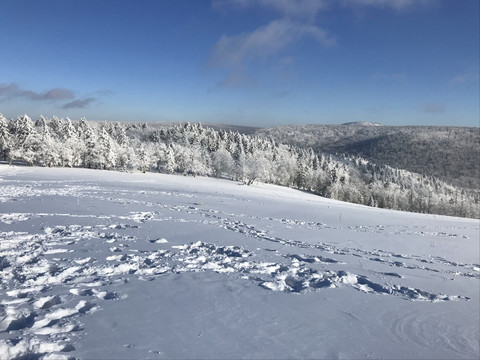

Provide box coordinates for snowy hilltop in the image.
[0,166,478,359]
[341,121,384,126]
[0,114,478,218]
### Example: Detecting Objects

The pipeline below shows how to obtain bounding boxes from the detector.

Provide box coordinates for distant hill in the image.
[255,124,480,190]
[341,121,383,127]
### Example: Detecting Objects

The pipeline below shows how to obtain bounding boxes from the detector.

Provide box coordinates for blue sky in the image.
[0,0,478,126]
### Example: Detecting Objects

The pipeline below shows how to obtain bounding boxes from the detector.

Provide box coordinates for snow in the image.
[341,121,383,126]
[0,164,479,359]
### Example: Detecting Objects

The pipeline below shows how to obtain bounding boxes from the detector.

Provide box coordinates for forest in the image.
[0,114,478,219]
[255,124,480,190]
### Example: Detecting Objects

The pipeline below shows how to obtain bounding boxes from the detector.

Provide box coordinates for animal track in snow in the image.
[170,242,468,302]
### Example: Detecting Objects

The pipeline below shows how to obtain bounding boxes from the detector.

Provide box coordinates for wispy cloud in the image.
[210,0,337,88]
[210,19,334,87]
[0,83,74,101]
[20,88,74,101]
[210,0,434,88]
[0,82,104,110]
[62,97,97,109]
[420,102,445,114]
[0,83,19,96]
[211,19,334,67]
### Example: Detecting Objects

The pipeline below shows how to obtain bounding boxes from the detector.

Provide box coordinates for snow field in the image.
[0,165,479,359]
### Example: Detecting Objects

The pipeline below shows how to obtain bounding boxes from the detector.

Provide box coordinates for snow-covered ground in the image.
[0,165,478,359]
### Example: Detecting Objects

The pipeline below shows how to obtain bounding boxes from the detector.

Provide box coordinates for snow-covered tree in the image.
[163,144,176,173]
[244,153,272,185]
[97,126,116,170]
[232,143,246,182]
[212,146,234,178]
[0,114,11,161]
[2,114,477,218]
[137,143,151,173]
[9,115,38,165]
[35,116,59,167]
[78,118,98,168]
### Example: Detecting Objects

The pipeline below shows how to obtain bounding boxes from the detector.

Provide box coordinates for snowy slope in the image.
[0,165,478,359]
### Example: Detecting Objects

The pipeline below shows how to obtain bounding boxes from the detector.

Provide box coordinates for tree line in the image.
[0,114,478,219]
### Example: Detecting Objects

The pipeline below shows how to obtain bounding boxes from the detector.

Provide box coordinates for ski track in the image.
[0,178,478,359]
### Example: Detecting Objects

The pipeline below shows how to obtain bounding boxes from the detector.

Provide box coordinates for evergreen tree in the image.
[164,144,176,173]
[80,120,98,168]
[232,143,246,181]
[98,126,116,170]
[0,114,11,161]
[36,116,58,167]
[9,115,38,165]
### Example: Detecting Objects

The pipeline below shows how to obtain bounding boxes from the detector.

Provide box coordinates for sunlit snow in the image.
[0,165,478,359]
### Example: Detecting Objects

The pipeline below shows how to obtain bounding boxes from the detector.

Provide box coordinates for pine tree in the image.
[80,120,98,168]
[98,126,116,170]
[9,115,38,165]
[164,144,176,173]
[114,122,129,146]
[61,117,78,141]
[36,116,58,167]
[232,143,246,181]
[0,114,11,161]
[49,116,62,137]
[137,143,151,173]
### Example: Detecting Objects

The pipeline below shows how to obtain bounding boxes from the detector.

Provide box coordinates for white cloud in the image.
[210,0,334,87]
[210,19,334,87]
[210,19,334,68]
[210,0,434,88]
